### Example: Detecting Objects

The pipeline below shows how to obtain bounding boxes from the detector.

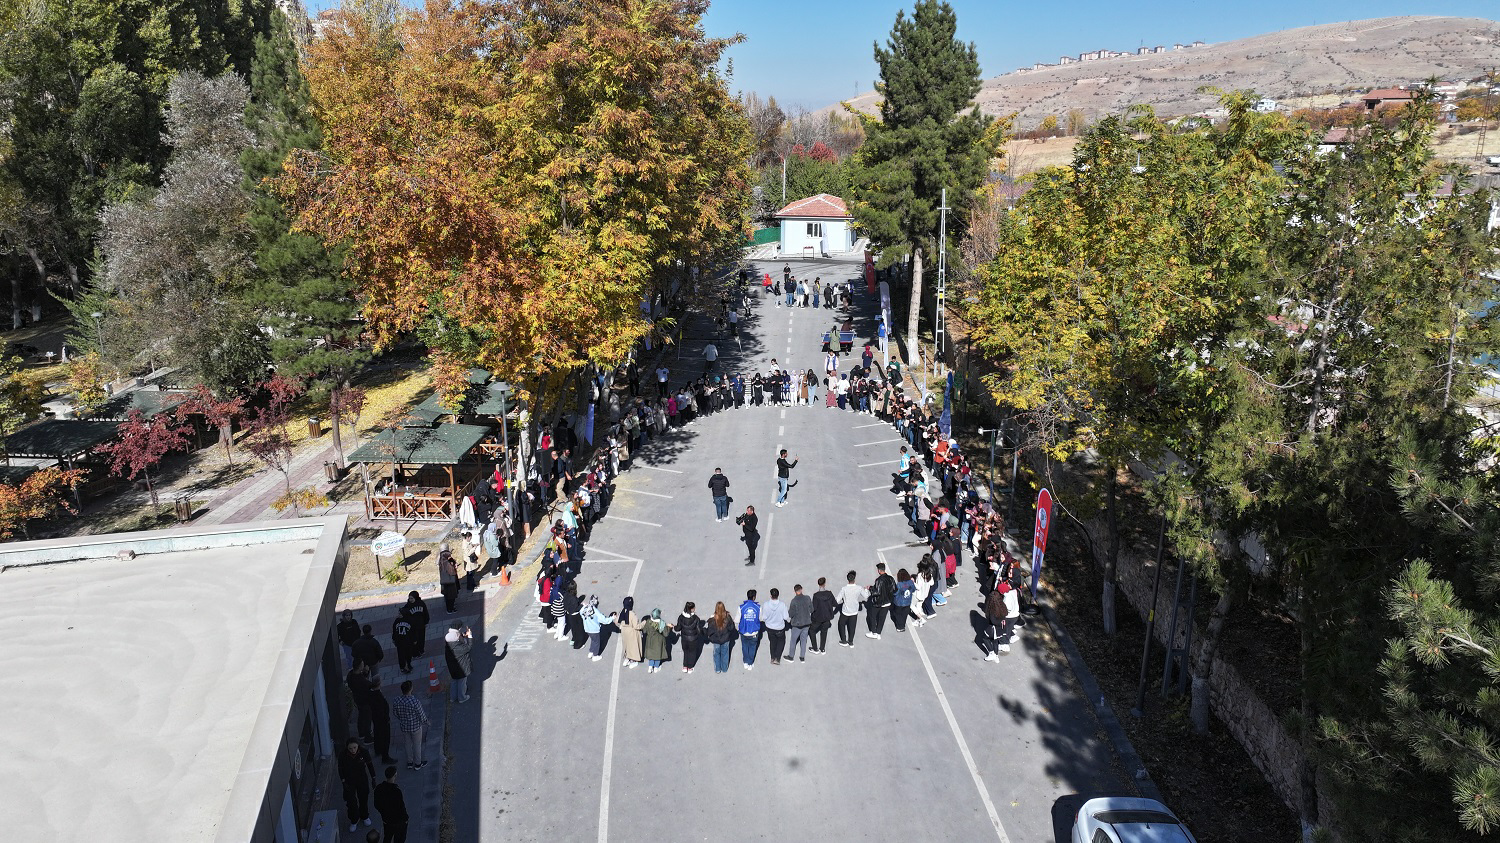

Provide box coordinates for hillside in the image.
[833,16,1500,128]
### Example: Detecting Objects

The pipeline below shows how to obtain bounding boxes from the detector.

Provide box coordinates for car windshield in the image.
[1096,810,1179,824]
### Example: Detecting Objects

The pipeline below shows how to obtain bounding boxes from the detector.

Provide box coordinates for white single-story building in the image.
[776,193,855,258]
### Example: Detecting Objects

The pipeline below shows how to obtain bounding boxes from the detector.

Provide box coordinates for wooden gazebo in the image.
[347,422,492,522]
[3,419,124,501]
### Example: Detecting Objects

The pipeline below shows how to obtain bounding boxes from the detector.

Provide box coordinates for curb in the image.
[1038,602,1164,803]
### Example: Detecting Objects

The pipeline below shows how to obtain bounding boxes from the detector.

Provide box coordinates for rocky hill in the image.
[833,16,1500,128]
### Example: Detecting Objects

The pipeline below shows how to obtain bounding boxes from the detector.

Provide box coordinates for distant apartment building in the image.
[1254,98,1278,113]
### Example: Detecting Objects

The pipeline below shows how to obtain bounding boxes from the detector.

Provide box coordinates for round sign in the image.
[371,532,407,556]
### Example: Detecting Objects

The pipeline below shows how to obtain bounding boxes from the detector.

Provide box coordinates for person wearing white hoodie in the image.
[443,621,473,701]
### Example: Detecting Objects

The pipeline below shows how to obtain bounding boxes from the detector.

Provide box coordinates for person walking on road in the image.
[787,584,813,662]
[373,766,409,843]
[708,601,737,673]
[866,562,896,639]
[810,577,836,653]
[762,588,789,665]
[835,571,865,648]
[708,467,731,522]
[736,505,760,565]
[392,680,429,770]
[656,365,670,397]
[738,589,762,670]
[618,596,645,668]
[704,342,718,374]
[444,621,472,703]
[338,738,376,832]
[676,602,705,673]
[775,449,798,507]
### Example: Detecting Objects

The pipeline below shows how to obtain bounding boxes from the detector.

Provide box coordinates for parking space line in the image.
[862,485,889,492]
[910,627,1012,842]
[759,511,774,581]
[601,515,663,528]
[852,422,886,429]
[598,555,645,843]
[636,465,683,475]
[854,438,902,447]
[614,487,673,499]
[858,459,900,468]
[866,512,903,520]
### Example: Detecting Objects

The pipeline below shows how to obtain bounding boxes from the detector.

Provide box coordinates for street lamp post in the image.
[488,380,514,516]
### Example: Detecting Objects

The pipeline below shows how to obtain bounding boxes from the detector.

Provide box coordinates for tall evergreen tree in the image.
[848,0,998,357]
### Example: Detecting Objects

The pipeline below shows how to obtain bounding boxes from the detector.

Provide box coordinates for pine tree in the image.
[848,0,999,358]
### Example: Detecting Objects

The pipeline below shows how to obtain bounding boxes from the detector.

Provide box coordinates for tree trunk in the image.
[22,245,45,330]
[1190,574,1242,734]
[1297,579,1321,836]
[144,472,159,509]
[331,409,346,468]
[219,423,235,466]
[906,246,924,367]
[1101,466,1120,635]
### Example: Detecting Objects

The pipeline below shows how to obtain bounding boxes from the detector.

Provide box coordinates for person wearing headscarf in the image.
[618,596,645,668]
[642,609,671,673]
[438,544,460,614]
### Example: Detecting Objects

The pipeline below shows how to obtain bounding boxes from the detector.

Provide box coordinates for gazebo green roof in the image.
[84,388,192,422]
[5,420,122,460]
[0,464,40,485]
[415,385,513,419]
[345,422,492,466]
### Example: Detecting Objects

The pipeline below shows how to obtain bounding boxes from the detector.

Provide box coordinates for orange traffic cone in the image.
[499,566,512,586]
[427,660,441,695]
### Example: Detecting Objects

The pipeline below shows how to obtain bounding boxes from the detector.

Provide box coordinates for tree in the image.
[96,408,193,507]
[847,0,1000,360]
[177,384,247,465]
[328,385,366,468]
[281,0,751,420]
[0,465,86,538]
[65,352,108,416]
[0,352,44,436]
[1035,114,1059,141]
[242,373,304,495]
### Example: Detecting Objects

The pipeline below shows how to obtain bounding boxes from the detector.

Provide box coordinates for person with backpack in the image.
[676,602,705,673]
[865,563,896,639]
[738,589,762,670]
[835,571,865,648]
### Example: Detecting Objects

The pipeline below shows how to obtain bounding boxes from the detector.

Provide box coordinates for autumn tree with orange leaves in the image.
[281,0,752,414]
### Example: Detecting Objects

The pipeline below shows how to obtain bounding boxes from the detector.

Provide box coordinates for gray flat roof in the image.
[0,518,347,843]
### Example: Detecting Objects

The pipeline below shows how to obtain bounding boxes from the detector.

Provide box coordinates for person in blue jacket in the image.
[738,589,762,670]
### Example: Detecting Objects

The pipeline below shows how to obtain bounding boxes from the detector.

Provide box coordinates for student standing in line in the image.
[347,661,375,742]
[438,546,460,615]
[368,675,397,764]
[914,562,938,624]
[337,609,361,669]
[786,584,813,662]
[835,571,865,648]
[775,449,798,507]
[866,562,896,639]
[561,581,585,649]
[392,680,429,770]
[581,597,619,662]
[548,569,567,638]
[736,505,760,566]
[643,609,670,673]
[353,624,384,670]
[618,596,644,668]
[676,602,705,673]
[810,577,837,654]
[392,614,417,674]
[339,738,377,832]
[444,621,472,703]
[738,589,762,670]
[707,602,737,673]
[761,588,789,665]
[373,766,409,843]
[891,568,917,632]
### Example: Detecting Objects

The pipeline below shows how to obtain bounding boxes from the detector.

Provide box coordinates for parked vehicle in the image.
[1071,796,1198,843]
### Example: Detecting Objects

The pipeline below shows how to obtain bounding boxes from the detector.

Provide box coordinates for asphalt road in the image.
[445,256,1136,842]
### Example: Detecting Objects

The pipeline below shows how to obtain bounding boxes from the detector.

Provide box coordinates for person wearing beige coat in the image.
[617,596,645,667]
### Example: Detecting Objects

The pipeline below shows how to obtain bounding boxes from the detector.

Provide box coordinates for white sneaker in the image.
[998,644,1011,654]
[985,652,999,662]
[363,819,373,828]
[745,664,753,671]
[627,661,638,668]
[866,632,880,639]
[590,655,601,661]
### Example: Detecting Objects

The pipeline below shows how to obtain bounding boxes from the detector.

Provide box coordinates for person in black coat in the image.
[397,592,430,657]
[391,616,418,674]
[810,577,838,653]
[338,738,376,832]
[337,610,361,668]
[735,506,760,566]
[346,662,374,742]
[352,624,384,669]
[368,675,396,763]
[675,602,705,673]
[373,766,409,843]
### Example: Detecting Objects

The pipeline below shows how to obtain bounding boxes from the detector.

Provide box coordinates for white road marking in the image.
[614,487,673,499]
[854,438,902,447]
[601,515,663,528]
[852,422,886,429]
[759,510,774,581]
[910,627,1012,843]
[778,425,784,436]
[780,409,786,419]
[636,465,683,475]
[579,548,646,563]
[866,512,903,520]
[858,459,901,468]
[598,555,645,843]
[876,543,923,552]
[862,485,890,492]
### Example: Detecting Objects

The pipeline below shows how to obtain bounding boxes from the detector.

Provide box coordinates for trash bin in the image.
[307,417,322,437]
[324,461,342,482]
[173,494,193,523]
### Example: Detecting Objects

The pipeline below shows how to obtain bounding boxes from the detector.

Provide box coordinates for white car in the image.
[1071,796,1199,843]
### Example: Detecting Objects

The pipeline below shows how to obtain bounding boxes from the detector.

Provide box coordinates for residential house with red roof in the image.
[775,193,855,258]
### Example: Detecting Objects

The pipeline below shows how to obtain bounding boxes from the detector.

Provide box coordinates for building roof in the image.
[0,518,347,843]
[1364,88,1413,101]
[5,419,122,460]
[345,422,492,465]
[774,193,852,220]
[1321,127,1358,144]
[0,463,39,485]
[415,383,517,420]
[83,388,193,422]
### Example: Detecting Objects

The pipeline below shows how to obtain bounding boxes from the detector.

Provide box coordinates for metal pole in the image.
[1161,552,1188,696]
[986,428,997,505]
[1005,421,1020,534]
[935,188,949,379]
[1132,515,1168,717]
[781,155,787,204]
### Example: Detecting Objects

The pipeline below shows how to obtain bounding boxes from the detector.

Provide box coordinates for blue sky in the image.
[700,1,1499,110]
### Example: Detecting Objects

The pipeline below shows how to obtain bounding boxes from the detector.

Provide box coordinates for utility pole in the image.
[781,154,788,204]
[935,187,950,380]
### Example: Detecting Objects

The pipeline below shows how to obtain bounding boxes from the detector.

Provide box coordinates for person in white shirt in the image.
[761,588,789,664]
[655,366,670,397]
[704,343,718,374]
[834,570,866,648]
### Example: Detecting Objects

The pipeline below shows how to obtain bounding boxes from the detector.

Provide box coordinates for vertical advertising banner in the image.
[1030,488,1053,602]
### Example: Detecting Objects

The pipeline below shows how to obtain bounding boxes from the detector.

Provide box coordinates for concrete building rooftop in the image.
[0,518,346,843]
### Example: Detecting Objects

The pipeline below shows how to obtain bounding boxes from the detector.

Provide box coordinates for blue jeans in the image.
[648,659,661,669]
[713,641,732,672]
[786,291,794,306]
[777,477,789,503]
[714,495,729,518]
[813,294,820,308]
[450,675,468,702]
[741,634,760,665]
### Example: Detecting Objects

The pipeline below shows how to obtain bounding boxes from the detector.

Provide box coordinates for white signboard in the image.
[371,532,407,557]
